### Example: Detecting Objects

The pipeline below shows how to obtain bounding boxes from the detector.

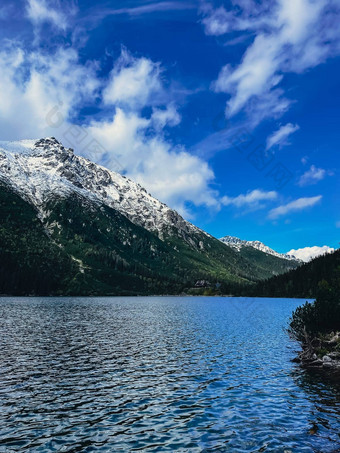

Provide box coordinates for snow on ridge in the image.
[220,235,300,262]
[0,137,206,242]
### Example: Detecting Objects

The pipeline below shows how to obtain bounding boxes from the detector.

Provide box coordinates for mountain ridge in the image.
[0,137,204,245]
[220,235,301,262]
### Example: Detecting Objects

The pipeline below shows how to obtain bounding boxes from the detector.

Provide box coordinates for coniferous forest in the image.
[245,249,340,299]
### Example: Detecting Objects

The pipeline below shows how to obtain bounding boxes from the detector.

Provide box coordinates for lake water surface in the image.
[0,297,339,452]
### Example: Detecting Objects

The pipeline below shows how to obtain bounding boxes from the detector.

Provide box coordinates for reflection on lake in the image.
[0,297,339,452]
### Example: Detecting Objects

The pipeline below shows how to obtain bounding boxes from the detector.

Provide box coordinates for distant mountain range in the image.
[0,137,301,296]
[220,235,335,264]
[220,236,300,262]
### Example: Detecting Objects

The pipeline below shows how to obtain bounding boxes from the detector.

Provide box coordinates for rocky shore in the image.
[293,331,340,375]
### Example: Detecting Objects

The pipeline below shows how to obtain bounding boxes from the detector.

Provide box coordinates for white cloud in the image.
[245,89,293,127]
[298,165,328,186]
[103,49,163,109]
[90,50,219,216]
[101,2,195,17]
[133,143,219,217]
[266,123,300,150]
[87,108,219,217]
[268,195,322,219]
[287,245,335,262]
[201,6,233,36]
[209,0,340,118]
[151,104,181,130]
[0,42,219,218]
[201,2,269,37]
[26,0,68,30]
[222,189,278,209]
[0,44,100,139]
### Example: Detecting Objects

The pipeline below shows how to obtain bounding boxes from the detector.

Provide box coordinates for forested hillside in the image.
[248,248,340,298]
[0,183,298,296]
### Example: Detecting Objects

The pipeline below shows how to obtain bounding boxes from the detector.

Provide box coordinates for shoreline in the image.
[293,331,340,376]
[0,293,314,299]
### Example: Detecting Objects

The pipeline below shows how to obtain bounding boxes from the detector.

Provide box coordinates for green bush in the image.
[289,276,340,342]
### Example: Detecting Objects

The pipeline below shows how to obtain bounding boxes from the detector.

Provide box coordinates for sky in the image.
[0,0,339,255]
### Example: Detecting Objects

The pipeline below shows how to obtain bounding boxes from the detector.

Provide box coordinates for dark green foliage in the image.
[247,249,340,298]
[289,276,340,342]
[43,193,256,294]
[238,246,299,277]
[0,183,81,295]
[232,242,340,344]
[0,183,300,296]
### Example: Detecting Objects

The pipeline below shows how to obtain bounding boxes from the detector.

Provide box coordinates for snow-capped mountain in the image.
[220,236,300,262]
[0,137,204,244]
[0,137,302,296]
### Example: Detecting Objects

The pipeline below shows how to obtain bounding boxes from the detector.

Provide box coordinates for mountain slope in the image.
[249,248,340,298]
[0,138,300,295]
[220,236,301,277]
[0,182,268,295]
[0,137,200,243]
[0,183,80,295]
[220,235,299,261]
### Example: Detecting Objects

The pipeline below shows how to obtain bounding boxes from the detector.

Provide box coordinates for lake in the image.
[0,297,339,452]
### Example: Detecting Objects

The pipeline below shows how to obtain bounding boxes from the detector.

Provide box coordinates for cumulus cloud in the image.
[0,44,100,139]
[208,0,340,118]
[221,189,278,209]
[86,108,219,217]
[298,165,329,186]
[103,49,163,109]
[0,40,219,218]
[151,104,181,130]
[268,195,322,219]
[287,245,335,262]
[266,123,300,150]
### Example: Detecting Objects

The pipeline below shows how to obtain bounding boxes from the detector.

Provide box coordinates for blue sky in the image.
[0,0,339,255]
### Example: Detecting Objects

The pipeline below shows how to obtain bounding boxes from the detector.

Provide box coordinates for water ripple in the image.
[0,297,339,452]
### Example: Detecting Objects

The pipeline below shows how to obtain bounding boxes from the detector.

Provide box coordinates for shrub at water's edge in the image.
[288,275,340,372]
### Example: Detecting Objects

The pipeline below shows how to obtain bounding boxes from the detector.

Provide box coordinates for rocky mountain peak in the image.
[220,235,300,262]
[0,137,205,245]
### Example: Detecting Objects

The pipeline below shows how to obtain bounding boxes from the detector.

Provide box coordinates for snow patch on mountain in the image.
[0,137,207,243]
[220,235,300,262]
